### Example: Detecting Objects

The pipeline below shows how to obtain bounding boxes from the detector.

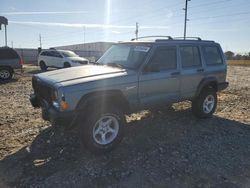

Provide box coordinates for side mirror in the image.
[144,63,160,72]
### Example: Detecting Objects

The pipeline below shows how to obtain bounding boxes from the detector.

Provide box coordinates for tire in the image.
[79,105,125,154]
[0,67,13,80]
[39,61,47,71]
[64,62,71,68]
[192,88,217,118]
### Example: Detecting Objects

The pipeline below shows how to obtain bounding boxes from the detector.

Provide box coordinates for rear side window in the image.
[202,46,223,65]
[180,46,201,68]
[40,51,49,56]
[149,47,177,71]
[50,51,62,58]
[0,48,19,59]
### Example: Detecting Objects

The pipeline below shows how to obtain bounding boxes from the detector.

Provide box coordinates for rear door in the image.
[201,45,227,84]
[179,45,205,99]
[138,45,180,108]
[0,48,20,68]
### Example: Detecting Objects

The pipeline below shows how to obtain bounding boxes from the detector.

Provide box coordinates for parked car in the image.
[38,49,89,71]
[0,47,23,80]
[30,36,228,153]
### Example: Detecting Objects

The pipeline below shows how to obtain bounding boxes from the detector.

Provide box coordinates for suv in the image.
[30,36,228,153]
[0,47,23,80]
[38,49,89,71]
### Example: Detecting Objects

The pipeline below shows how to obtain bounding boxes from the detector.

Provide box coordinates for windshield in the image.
[97,44,151,69]
[61,51,79,57]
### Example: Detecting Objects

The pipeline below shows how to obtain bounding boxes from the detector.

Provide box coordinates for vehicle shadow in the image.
[0,78,18,85]
[1,106,250,187]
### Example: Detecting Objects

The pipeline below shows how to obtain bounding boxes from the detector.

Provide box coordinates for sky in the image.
[0,0,249,53]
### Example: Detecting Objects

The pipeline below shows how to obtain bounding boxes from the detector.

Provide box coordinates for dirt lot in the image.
[0,65,250,187]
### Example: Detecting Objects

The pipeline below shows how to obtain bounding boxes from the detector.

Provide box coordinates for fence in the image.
[14,48,105,64]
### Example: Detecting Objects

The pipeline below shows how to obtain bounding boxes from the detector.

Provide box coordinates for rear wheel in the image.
[39,61,47,71]
[0,67,13,80]
[79,105,125,154]
[192,88,217,118]
[64,62,71,68]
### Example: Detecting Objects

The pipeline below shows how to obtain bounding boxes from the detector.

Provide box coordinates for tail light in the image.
[19,58,24,65]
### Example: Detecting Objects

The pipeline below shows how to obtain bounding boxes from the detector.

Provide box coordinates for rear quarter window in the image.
[202,46,223,65]
[0,48,19,59]
[40,51,49,56]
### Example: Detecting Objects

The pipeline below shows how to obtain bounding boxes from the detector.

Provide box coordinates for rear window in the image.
[202,46,223,65]
[0,48,19,59]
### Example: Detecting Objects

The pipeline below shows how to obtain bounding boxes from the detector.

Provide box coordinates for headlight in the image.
[71,60,80,64]
[52,101,60,109]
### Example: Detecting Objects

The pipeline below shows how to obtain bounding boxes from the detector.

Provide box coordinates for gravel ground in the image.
[0,65,250,187]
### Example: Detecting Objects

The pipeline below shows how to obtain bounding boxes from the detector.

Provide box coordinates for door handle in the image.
[197,68,204,72]
[171,72,180,76]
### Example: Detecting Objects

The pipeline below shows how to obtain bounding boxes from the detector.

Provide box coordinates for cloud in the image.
[9,21,169,29]
[8,6,16,11]
[2,11,88,15]
[111,30,121,34]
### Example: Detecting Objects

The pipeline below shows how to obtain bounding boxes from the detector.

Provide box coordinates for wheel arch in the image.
[76,90,131,114]
[0,66,14,73]
[195,77,218,97]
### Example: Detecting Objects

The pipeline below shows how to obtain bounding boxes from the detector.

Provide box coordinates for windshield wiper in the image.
[91,62,102,65]
[106,62,124,69]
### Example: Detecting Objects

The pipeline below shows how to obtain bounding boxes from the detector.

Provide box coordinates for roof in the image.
[120,36,215,45]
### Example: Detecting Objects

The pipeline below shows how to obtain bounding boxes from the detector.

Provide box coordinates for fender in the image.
[75,90,131,114]
[195,77,218,97]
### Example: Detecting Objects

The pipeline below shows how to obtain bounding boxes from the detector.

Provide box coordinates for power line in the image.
[191,11,250,21]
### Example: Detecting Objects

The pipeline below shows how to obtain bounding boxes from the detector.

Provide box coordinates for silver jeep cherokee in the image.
[30,36,228,153]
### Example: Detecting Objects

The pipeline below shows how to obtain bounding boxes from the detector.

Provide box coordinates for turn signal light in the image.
[60,101,69,111]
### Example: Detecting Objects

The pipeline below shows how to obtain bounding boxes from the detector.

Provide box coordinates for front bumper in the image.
[30,94,76,126]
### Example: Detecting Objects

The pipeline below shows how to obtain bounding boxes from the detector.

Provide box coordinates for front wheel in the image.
[64,62,71,68]
[0,67,13,80]
[79,105,125,154]
[192,88,217,118]
[39,61,47,71]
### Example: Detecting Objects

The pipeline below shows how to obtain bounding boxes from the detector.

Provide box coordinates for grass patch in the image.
[227,60,250,66]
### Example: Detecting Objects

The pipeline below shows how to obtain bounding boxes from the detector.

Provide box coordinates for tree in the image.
[224,51,234,60]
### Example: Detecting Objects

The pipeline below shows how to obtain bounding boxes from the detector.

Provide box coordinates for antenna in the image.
[183,0,191,39]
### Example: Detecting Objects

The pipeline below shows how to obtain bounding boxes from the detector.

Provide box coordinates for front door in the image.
[138,46,180,108]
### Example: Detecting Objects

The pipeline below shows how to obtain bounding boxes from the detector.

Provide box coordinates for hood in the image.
[36,65,128,86]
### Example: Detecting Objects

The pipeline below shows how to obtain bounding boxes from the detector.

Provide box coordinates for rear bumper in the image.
[218,82,229,91]
[30,94,76,126]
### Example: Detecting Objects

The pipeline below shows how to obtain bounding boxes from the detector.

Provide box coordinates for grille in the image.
[79,61,88,65]
[32,76,52,104]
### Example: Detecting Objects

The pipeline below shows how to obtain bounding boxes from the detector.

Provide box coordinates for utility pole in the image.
[4,24,7,46]
[183,0,190,40]
[135,22,139,40]
[83,26,86,44]
[11,41,13,48]
[39,33,42,48]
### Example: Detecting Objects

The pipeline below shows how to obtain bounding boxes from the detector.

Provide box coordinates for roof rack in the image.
[131,35,173,41]
[174,37,202,41]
